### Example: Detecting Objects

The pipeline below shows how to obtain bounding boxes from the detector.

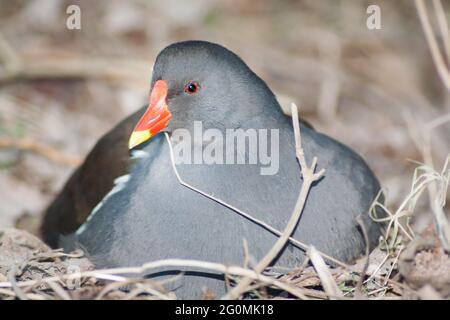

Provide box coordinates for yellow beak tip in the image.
[128,130,152,150]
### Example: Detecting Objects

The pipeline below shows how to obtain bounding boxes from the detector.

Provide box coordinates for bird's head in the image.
[128,40,278,149]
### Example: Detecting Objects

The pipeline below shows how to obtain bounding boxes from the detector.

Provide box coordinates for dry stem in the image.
[0,137,82,167]
[223,103,325,299]
[416,0,450,90]
[0,258,310,300]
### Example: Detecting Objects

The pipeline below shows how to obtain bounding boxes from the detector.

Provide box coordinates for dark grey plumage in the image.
[61,41,381,299]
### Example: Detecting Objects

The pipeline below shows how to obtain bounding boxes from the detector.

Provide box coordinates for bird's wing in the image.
[41,107,145,247]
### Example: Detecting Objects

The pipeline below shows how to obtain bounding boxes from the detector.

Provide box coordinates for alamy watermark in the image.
[171,121,280,176]
[66,4,382,31]
[66,5,81,30]
[366,4,381,30]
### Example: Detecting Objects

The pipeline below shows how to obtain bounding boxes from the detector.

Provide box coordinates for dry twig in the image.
[0,258,310,300]
[432,0,450,63]
[0,32,148,89]
[416,0,450,90]
[404,111,450,250]
[164,132,346,269]
[308,246,342,299]
[0,137,82,167]
[354,215,370,298]
[223,103,325,299]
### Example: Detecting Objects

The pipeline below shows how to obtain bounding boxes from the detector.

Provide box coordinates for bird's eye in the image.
[184,81,200,95]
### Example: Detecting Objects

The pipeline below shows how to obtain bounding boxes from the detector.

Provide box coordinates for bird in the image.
[41,40,382,299]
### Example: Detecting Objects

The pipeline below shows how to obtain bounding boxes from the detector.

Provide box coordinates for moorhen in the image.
[42,40,382,298]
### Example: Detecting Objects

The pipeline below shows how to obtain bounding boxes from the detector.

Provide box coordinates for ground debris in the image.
[399,227,450,298]
[0,225,448,300]
[0,228,94,297]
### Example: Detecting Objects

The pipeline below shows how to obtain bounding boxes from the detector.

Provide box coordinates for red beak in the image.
[128,80,172,149]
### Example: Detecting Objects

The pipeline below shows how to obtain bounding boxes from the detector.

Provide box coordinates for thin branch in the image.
[308,246,342,299]
[0,54,150,89]
[96,279,173,300]
[0,33,21,74]
[404,112,450,250]
[0,258,310,300]
[382,245,404,287]
[416,0,450,90]
[0,32,149,89]
[0,137,82,167]
[432,0,450,63]
[223,103,325,299]
[46,281,72,300]
[163,133,347,269]
[354,215,370,298]
[7,268,28,301]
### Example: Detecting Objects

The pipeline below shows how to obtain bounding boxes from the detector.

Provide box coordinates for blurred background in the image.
[0,0,449,236]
